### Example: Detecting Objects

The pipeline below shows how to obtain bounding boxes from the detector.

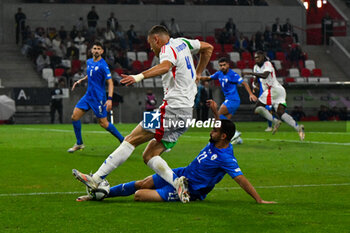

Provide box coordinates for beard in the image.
[209,136,217,144]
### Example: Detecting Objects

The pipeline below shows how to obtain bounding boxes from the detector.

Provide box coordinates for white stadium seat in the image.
[319,77,330,83]
[308,77,319,83]
[62,59,71,68]
[137,51,148,63]
[127,51,137,61]
[277,77,284,84]
[272,60,282,70]
[143,78,154,88]
[289,68,300,77]
[155,77,163,87]
[211,60,220,71]
[305,60,316,70]
[295,77,306,83]
[42,68,53,81]
[242,68,253,78]
[229,52,240,63]
[232,68,242,76]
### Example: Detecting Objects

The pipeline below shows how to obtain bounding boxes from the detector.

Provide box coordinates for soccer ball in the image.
[86,180,110,201]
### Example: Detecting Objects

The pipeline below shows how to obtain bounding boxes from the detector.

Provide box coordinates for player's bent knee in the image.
[134,190,142,201]
[255,106,264,114]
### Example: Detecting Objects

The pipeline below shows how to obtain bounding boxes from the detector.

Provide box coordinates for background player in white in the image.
[76,100,276,204]
[73,25,213,203]
[242,51,305,140]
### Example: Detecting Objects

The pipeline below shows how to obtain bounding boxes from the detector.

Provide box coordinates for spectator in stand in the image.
[66,41,79,60]
[289,43,302,67]
[107,12,118,33]
[70,25,79,41]
[199,80,213,121]
[126,24,140,51]
[272,17,283,35]
[74,32,85,45]
[145,90,157,112]
[235,33,249,52]
[283,18,299,43]
[78,41,88,62]
[87,6,99,32]
[291,106,305,122]
[50,50,63,71]
[322,13,333,45]
[160,20,167,29]
[218,28,230,45]
[318,105,330,121]
[269,34,282,52]
[255,33,266,51]
[115,25,127,50]
[42,33,52,49]
[36,50,51,73]
[167,18,182,37]
[263,26,273,44]
[76,17,84,32]
[48,28,57,40]
[115,50,129,69]
[22,25,31,43]
[73,68,85,83]
[15,7,26,45]
[58,26,67,41]
[248,34,257,53]
[225,18,236,37]
[104,27,116,43]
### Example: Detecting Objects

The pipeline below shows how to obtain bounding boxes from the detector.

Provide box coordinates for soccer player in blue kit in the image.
[76,100,275,204]
[68,42,124,153]
[198,57,257,144]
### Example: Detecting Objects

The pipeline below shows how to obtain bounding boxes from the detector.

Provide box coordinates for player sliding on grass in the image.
[197,57,257,144]
[77,100,276,204]
[67,41,124,153]
[242,51,305,141]
[72,25,213,203]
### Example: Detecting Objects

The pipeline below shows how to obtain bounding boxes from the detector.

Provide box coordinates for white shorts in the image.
[140,100,192,146]
[259,85,286,111]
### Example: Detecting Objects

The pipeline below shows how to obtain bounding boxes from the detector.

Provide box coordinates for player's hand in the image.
[120,74,136,86]
[206,99,217,111]
[249,94,258,102]
[195,74,202,83]
[71,80,80,91]
[257,200,277,204]
[105,99,112,112]
[252,87,259,94]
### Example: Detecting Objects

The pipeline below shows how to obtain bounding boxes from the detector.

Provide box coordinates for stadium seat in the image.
[295,77,306,83]
[285,77,295,83]
[229,52,240,63]
[137,51,148,63]
[54,68,65,77]
[277,77,284,84]
[194,36,203,41]
[42,68,53,80]
[132,60,143,73]
[213,44,222,53]
[127,51,137,61]
[247,60,255,69]
[155,77,163,87]
[45,50,54,57]
[232,68,242,76]
[236,60,246,69]
[305,60,316,70]
[209,52,217,61]
[272,60,282,70]
[114,68,124,75]
[205,36,216,44]
[242,68,253,78]
[289,68,300,78]
[319,77,330,83]
[276,52,286,62]
[308,77,318,83]
[241,52,252,61]
[211,60,220,71]
[61,59,71,68]
[312,68,322,77]
[143,60,152,69]
[148,52,155,61]
[143,78,154,88]
[223,44,233,52]
[301,68,311,78]
[71,60,81,74]
[276,68,287,77]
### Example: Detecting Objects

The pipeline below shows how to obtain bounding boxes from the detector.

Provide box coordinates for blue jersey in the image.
[86,58,111,101]
[183,142,243,198]
[210,69,243,101]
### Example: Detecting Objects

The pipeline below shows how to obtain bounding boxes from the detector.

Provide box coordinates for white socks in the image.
[93,141,135,183]
[255,106,275,122]
[147,155,176,188]
[281,113,299,131]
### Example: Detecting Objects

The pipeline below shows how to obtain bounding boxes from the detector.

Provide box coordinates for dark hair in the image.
[92,41,104,49]
[220,120,236,142]
[218,57,229,64]
[148,25,170,36]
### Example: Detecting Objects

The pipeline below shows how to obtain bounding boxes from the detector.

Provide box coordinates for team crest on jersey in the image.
[211,154,217,160]
[95,66,99,71]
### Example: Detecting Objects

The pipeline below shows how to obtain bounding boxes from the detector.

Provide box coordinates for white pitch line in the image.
[1,183,349,197]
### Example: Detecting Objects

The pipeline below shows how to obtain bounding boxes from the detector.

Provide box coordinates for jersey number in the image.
[185,56,194,79]
[197,152,207,163]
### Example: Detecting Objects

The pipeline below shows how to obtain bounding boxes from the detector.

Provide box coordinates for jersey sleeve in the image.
[221,157,243,179]
[159,45,177,66]
[180,38,201,55]
[262,61,274,73]
[102,62,112,80]
[230,70,243,84]
[210,71,220,80]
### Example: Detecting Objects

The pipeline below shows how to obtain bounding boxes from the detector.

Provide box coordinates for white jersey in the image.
[253,61,281,90]
[159,37,201,108]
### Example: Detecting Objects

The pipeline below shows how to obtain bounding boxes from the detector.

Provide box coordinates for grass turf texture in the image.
[0,122,349,233]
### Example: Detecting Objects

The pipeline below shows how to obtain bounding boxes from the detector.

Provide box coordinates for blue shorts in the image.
[76,94,107,118]
[223,99,240,116]
[152,168,204,202]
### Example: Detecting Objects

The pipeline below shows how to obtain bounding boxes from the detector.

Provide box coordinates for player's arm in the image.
[195,41,214,77]
[233,175,276,204]
[196,76,212,81]
[206,99,219,120]
[241,81,257,102]
[242,71,270,79]
[105,78,113,112]
[71,75,88,91]
[120,60,172,86]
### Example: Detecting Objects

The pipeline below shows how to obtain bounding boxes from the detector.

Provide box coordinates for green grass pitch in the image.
[0,122,349,233]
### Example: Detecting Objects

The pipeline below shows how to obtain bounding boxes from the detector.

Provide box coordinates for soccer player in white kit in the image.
[72,25,214,203]
[242,51,305,141]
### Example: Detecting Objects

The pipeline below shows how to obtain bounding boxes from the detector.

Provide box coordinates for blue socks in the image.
[268,120,272,127]
[106,123,124,142]
[72,120,83,145]
[108,181,136,198]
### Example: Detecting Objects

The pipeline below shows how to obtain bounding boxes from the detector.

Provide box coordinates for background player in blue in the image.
[197,57,257,144]
[76,100,275,204]
[68,41,124,153]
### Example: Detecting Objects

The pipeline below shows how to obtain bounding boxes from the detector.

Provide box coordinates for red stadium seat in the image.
[312,68,322,77]
[132,60,143,73]
[143,60,152,69]
[205,36,216,44]
[114,68,124,75]
[45,50,54,57]
[209,52,217,61]
[241,52,252,61]
[298,60,305,69]
[194,36,203,41]
[54,68,65,77]
[223,44,233,52]
[236,60,246,69]
[276,52,286,62]
[285,77,295,83]
[71,60,81,74]
[213,44,222,52]
[248,60,255,69]
[301,68,311,78]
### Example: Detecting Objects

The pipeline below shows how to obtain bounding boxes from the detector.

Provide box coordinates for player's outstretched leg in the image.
[231,131,243,145]
[68,120,84,153]
[72,169,99,190]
